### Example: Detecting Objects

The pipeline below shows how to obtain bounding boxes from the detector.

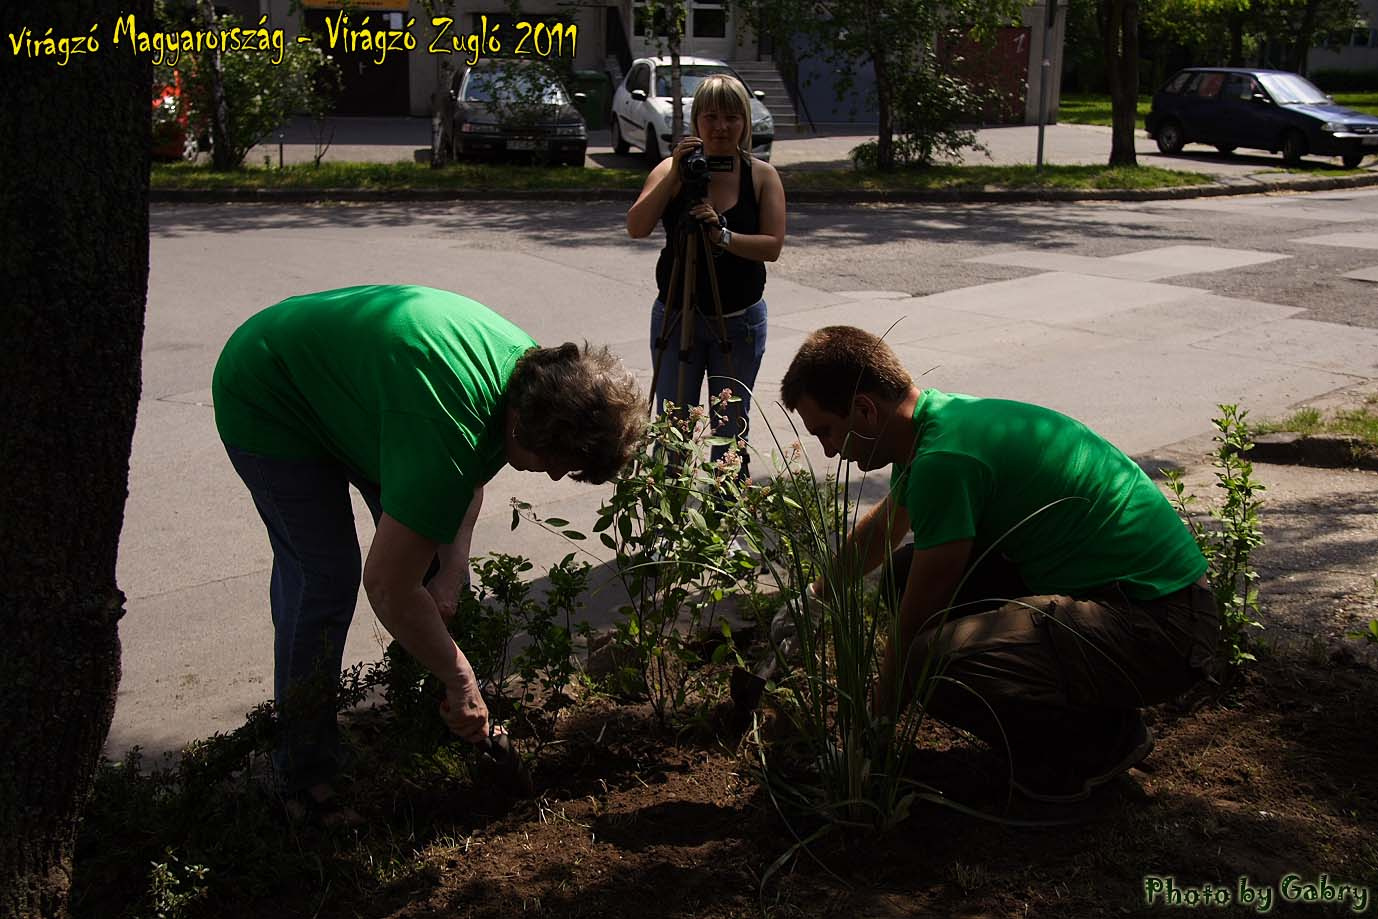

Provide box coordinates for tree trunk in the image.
[0,1,151,915]
[199,0,233,170]
[1228,12,1244,66]
[1102,0,1139,166]
[874,48,894,170]
[1291,0,1321,74]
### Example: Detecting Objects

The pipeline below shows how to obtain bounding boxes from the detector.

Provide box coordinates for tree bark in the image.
[199,0,232,170]
[0,1,151,915]
[1291,0,1321,74]
[874,47,894,170]
[1102,0,1139,166]
[1228,12,1244,66]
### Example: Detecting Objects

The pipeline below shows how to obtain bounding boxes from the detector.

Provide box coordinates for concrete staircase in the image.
[729,60,798,133]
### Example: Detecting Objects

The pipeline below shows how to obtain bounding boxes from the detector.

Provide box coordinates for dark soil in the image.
[227,645,1375,919]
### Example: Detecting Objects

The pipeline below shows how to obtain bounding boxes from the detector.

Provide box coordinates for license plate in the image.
[509,139,540,151]
[1363,136,1378,147]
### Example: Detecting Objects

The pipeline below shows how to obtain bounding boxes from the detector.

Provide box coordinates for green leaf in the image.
[544,517,570,528]
[563,530,586,541]
[593,514,614,533]
[600,533,617,550]
[511,507,520,531]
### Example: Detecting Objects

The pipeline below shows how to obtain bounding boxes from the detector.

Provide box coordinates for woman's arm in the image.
[627,140,691,238]
[694,158,786,261]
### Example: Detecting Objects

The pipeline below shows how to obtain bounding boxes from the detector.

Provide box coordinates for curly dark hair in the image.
[780,326,913,416]
[507,343,646,483]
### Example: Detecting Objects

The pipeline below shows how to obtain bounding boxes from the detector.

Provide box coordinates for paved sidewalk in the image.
[247,116,1378,179]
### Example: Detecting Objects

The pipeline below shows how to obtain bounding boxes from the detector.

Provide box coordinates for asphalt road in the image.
[111,188,1378,759]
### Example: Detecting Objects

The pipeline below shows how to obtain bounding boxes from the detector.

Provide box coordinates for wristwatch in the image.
[716,227,733,250]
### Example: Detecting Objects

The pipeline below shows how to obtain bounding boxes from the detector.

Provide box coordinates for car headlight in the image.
[753,115,772,135]
[555,124,586,138]
[461,122,500,134]
[662,110,675,129]
[1321,121,1344,133]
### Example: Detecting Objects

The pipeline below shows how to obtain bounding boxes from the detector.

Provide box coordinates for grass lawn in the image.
[1257,395,1378,446]
[1058,91,1378,128]
[152,160,1214,194]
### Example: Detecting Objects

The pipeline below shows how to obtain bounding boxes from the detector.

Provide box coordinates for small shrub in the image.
[1164,404,1266,668]
[516,392,756,726]
[144,849,209,919]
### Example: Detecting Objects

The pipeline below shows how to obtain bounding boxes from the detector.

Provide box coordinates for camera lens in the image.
[681,148,710,181]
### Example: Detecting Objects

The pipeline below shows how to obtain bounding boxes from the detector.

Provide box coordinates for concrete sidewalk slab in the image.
[1292,231,1378,249]
[1343,265,1378,282]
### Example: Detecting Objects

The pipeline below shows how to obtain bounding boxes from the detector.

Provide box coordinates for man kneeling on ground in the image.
[780,326,1219,804]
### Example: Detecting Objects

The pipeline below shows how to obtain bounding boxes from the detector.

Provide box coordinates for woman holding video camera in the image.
[627,73,786,473]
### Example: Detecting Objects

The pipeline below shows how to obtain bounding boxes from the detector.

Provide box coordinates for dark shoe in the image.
[283,782,365,830]
[1012,712,1154,805]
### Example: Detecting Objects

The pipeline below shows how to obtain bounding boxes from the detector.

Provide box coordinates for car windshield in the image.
[655,65,744,98]
[1257,73,1329,105]
[464,70,568,105]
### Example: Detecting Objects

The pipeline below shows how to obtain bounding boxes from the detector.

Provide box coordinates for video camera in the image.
[679,145,735,199]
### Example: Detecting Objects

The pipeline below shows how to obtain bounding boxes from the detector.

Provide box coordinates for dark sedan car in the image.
[1146,67,1378,168]
[444,60,587,167]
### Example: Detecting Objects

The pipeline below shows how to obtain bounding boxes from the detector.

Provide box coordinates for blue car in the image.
[1146,67,1378,169]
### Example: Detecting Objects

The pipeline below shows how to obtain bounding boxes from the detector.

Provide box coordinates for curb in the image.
[150,168,1378,205]
[1249,432,1378,472]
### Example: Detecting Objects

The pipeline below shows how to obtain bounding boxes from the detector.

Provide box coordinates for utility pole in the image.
[1035,0,1058,173]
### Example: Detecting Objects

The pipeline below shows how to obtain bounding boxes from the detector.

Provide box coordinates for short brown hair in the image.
[780,326,913,416]
[508,343,646,483]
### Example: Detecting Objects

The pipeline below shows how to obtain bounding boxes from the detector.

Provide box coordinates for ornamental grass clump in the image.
[746,446,946,843]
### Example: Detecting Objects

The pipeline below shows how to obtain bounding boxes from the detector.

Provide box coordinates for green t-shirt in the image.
[212,285,537,544]
[892,390,1206,600]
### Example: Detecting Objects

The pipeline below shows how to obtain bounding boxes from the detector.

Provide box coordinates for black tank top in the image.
[655,155,767,315]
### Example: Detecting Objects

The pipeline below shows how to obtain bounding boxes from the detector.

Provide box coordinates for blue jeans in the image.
[649,297,767,467]
[225,445,384,793]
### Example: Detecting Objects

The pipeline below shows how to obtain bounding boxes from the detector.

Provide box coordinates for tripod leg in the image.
[696,224,751,461]
[649,253,688,415]
[676,236,699,412]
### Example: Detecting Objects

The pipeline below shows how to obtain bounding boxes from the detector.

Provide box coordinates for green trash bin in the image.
[569,70,611,131]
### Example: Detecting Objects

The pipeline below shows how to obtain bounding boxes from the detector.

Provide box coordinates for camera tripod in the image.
[649,207,739,419]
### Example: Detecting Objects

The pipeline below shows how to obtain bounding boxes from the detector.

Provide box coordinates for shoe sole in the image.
[1012,725,1155,805]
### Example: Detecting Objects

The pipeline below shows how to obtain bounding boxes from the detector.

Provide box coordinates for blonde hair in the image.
[690,73,752,156]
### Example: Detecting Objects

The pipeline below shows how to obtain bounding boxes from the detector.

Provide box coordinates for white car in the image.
[610,56,774,163]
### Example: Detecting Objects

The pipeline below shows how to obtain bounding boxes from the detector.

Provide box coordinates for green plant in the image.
[849,55,997,170]
[168,11,339,168]
[1164,404,1266,667]
[1347,619,1378,644]
[143,849,209,919]
[746,452,938,842]
[516,393,756,726]
[382,552,590,746]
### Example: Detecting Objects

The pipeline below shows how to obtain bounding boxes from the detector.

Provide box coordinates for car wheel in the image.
[645,125,661,167]
[1282,130,1307,165]
[1341,152,1364,169]
[1155,119,1185,155]
[611,117,630,155]
[1215,145,1236,156]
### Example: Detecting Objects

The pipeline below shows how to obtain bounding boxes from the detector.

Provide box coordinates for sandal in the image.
[283,783,365,830]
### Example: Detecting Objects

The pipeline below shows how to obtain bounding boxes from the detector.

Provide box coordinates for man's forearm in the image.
[818,495,907,591]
